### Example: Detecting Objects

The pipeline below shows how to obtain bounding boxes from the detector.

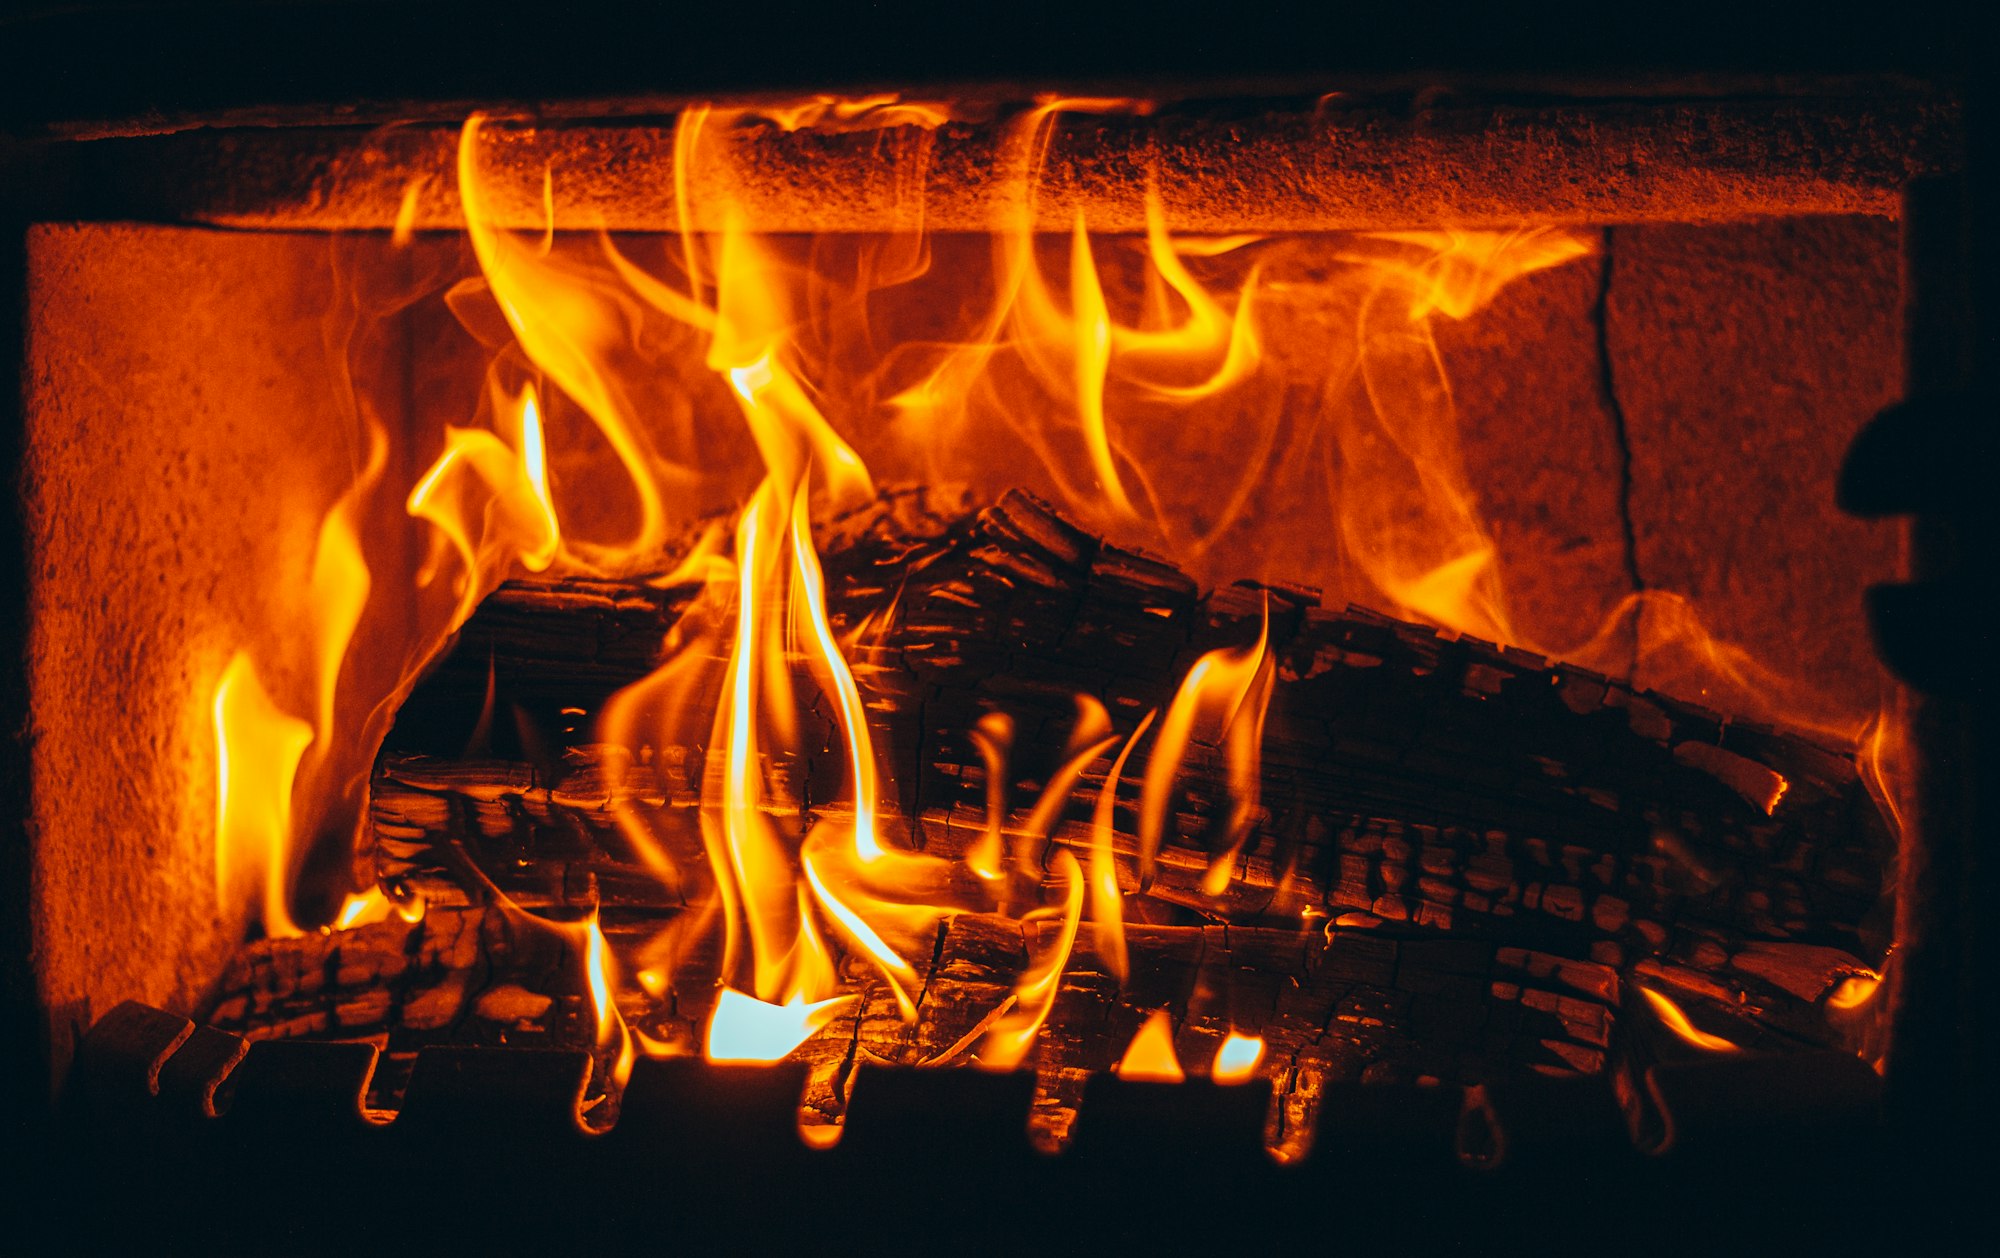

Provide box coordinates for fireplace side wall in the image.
[19,224,408,1090]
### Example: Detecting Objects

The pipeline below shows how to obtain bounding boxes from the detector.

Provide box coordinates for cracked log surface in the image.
[208,488,1891,1151]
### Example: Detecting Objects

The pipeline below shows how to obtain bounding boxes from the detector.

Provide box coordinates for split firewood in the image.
[205,487,1891,1143]
[373,491,1889,958]
[202,899,1632,1157]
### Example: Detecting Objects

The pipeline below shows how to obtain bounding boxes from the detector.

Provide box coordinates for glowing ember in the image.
[1212,1033,1266,1083]
[1117,1011,1186,1082]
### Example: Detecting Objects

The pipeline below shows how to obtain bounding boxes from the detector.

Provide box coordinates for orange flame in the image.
[1137,602,1274,892]
[979,849,1086,1071]
[457,114,672,568]
[582,913,637,1094]
[391,178,423,247]
[211,654,312,939]
[211,424,390,939]
[1116,1009,1186,1082]
[966,712,1014,882]
[331,885,425,932]
[1090,709,1156,985]
[407,383,561,622]
[1330,230,1589,642]
[1858,710,1910,839]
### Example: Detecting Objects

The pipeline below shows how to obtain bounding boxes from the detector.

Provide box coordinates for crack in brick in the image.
[1594,225,1647,676]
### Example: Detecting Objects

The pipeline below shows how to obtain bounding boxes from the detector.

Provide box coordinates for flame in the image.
[787,492,884,862]
[1066,210,1128,517]
[307,489,373,741]
[1858,709,1909,839]
[457,114,672,567]
[211,654,312,938]
[978,849,1086,1071]
[212,427,390,940]
[1212,1032,1265,1083]
[883,100,1271,552]
[1362,228,1592,322]
[748,94,955,133]
[331,885,425,931]
[583,913,637,1093]
[1137,602,1274,892]
[1116,1009,1186,1082]
[1089,709,1156,984]
[1011,713,1120,908]
[391,178,423,247]
[406,383,561,623]
[799,848,927,1021]
[966,712,1014,882]
[708,987,856,1063]
[1638,986,1741,1053]
[1328,231,1587,641]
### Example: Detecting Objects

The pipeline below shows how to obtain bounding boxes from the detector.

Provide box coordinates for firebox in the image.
[3,3,1992,1251]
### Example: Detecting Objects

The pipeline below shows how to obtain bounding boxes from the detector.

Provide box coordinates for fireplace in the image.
[3,2,1991,1250]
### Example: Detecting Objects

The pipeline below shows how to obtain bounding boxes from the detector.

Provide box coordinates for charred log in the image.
[289,488,1893,1128]
[204,903,1635,1155]
[376,489,1892,968]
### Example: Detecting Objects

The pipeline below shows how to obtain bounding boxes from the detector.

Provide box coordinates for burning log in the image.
[204,901,1626,1155]
[376,489,1890,953]
[275,487,1892,1129]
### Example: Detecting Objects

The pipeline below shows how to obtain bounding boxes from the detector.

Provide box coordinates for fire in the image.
[212,431,388,939]
[583,914,637,1094]
[1858,710,1909,838]
[211,654,313,939]
[1116,1010,1186,1082]
[189,94,1900,1110]
[406,384,562,621]
[1328,230,1589,643]
[331,885,425,931]
[978,850,1087,1071]
[1137,603,1275,894]
[1090,710,1157,984]
[707,987,856,1064]
[966,712,1014,882]
[1212,1032,1266,1083]
[1638,986,1742,1053]
[457,114,673,567]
